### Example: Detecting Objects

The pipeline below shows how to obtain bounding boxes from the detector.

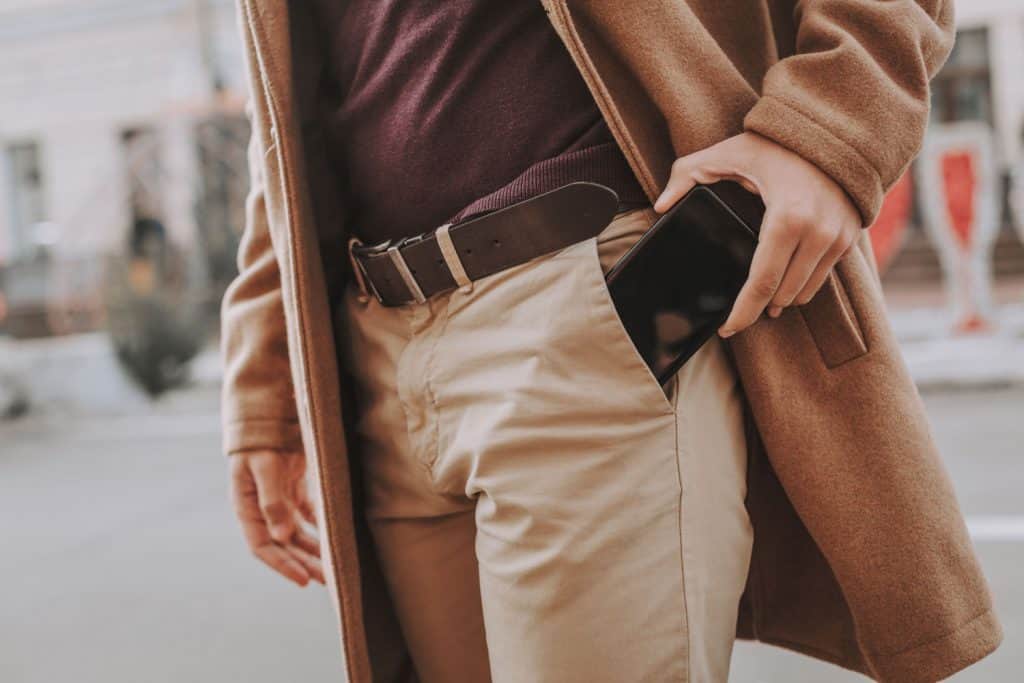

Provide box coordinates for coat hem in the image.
[866,607,1003,683]
[742,607,1003,683]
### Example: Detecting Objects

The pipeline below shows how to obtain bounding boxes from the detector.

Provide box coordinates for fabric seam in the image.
[673,378,691,683]
[868,607,995,660]
[424,295,455,482]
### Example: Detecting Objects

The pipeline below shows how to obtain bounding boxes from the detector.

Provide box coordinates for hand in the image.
[653,132,861,337]
[230,450,325,587]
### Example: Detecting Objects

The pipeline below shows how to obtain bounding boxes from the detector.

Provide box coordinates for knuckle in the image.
[795,283,823,306]
[670,156,693,175]
[831,227,855,251]
[762,214,793,238]
[261,500,289,522]
[781,207,817,235]
[826,238,848,260]
[771,291,793,307]
[813,223,842,249]
[750,277,779,299]
[839,231,858,254]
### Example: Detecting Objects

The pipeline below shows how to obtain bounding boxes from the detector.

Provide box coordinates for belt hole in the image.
[493,239,501,247]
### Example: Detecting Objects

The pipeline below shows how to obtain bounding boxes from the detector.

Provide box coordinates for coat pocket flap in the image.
[797,270,868,368]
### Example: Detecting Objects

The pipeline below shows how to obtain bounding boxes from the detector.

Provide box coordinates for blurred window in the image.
[5,141,47,261]
[931,28,993,124]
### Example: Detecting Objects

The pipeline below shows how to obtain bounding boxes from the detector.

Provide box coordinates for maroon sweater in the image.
[311,0,649,244]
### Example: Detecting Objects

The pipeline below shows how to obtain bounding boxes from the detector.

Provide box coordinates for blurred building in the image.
[0,0,249,336]
[950,2,1024,166]
[869,2,1024,292]
[0,1,1022,337]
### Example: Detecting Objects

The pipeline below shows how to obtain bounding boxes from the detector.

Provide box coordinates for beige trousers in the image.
[339,206,754,683]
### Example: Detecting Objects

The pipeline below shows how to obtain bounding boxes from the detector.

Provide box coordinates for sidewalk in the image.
[890,302,1024,391]
[2,303,1023,419]
[0,333,221,419]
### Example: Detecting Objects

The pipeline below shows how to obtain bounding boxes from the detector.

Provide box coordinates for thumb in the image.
[250,453,298,545]
[653,145,725,213]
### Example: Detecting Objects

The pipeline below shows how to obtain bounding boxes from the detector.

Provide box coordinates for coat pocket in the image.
[796,268,868,369]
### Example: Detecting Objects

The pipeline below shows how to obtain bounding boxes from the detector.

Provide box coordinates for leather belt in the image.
[351,182,624,307]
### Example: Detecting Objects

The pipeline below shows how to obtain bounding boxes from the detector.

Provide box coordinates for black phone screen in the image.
[605,183,761,385]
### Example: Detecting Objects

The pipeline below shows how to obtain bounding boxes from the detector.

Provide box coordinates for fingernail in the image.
[768,306,781,318]
[719,328,734,338]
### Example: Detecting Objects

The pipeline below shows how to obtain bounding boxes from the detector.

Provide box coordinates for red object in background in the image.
[939,147,989,333]
[868,172,913,274]
[941,150,977,250]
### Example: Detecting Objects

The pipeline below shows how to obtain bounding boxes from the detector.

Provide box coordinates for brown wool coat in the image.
[222,1,1002,681]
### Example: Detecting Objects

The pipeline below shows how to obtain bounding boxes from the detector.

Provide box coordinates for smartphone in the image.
[605,181,764,385]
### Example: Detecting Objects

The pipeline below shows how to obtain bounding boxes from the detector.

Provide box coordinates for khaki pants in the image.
[339,206,753,683]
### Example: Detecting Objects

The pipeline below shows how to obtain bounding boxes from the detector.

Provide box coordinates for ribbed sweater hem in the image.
[446,141,650,226]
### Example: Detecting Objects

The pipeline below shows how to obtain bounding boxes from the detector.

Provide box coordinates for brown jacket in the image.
[222,1,1002,681]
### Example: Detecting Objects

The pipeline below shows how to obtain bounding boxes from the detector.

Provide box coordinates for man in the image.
[223,1,1001,682]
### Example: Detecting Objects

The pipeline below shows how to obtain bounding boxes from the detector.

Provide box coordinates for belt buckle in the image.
[349,237,386,304]
[354,234,429,306]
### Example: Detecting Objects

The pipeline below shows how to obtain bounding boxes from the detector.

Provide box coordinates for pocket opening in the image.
[585,236,677,415]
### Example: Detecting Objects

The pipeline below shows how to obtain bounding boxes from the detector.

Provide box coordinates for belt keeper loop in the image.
[387,245,427,304]
[436,223,473,291]
[347,236,372,304]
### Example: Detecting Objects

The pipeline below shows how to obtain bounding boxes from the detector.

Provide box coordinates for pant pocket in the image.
[426,217,679,489]
[580,235,678,414]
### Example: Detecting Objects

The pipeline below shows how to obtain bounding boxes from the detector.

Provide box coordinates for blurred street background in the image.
[2,1,1024,681]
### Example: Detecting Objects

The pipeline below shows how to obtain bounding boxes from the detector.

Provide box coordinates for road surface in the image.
[1,385,1020,682]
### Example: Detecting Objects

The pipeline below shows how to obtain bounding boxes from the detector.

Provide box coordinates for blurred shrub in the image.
[104,218,207,396]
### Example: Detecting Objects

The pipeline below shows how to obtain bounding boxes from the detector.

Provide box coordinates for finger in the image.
[298,497,318,527]
[230,456,254,512]
[254,544,310,587]
[285,544,325,585]
[292,526,322,559]
[794,231,856,306]
[251,456,298,545]
[767,225,838,316]
[720,208,798,336]
[289,460,319,528]
[230,457,272,548]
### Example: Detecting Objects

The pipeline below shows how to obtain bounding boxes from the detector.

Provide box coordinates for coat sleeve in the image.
[742,0,956,225]
[219,102,303,456]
